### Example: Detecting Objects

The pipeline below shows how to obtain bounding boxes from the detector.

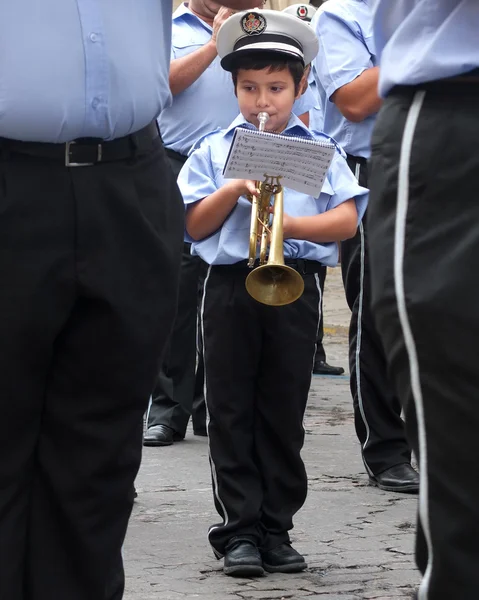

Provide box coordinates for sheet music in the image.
[223,128,336,196]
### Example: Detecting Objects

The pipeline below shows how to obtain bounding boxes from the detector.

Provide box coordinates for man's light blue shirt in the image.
[159,3,317,157]
[308,70,324,132]
[0,1,173,143]
[311,0,376,159]
[371,0,479,97]
[178,113,368,266]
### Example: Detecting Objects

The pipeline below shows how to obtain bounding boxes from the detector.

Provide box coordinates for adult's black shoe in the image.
[369,463,419,494]
[224,538,264,577]
[261,542,307,573]
[313,360,345,376]
[143,425,183,447]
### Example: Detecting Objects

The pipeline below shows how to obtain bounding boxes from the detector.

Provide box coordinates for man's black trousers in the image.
[0,138,184,600]
[368,82,479,600]
[341,156,410,476]
[201,264,321,556]
[147,151,206,437]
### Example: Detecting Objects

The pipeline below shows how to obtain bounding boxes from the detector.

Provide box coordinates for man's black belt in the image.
[0,121,160,167]
[214,259,323,274]
[346,154,367,166]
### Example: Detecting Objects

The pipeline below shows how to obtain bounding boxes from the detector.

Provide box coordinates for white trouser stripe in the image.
[394,89,432,599]
[352,160,373,476]
[200,265,229,558]
[312,271,323,370]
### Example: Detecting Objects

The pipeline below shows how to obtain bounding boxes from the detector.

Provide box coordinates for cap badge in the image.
[241,12,267,36]
[297,5,308,19]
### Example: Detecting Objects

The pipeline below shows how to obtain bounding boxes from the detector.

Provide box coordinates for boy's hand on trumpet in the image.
[227,179,260,201]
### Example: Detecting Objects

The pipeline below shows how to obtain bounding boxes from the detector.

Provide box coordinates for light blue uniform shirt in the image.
[159,3,317,156]
[311,0,377,159]
[371,0,479,97]
[178,113,368,267]
[0,1,173,143]
[308,70,324,132]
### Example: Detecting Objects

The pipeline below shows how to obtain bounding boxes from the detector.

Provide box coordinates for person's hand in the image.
[211,7,235,44]
[227,179,259,200]
[282,211,296,239]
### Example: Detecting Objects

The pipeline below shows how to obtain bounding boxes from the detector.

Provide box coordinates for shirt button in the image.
[92,97,100,109]
[90,32,98,42]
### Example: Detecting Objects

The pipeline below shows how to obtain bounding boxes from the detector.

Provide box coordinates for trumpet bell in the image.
[245,264,305,307]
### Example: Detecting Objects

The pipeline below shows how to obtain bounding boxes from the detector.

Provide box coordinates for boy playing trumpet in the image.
[178,9,368,577]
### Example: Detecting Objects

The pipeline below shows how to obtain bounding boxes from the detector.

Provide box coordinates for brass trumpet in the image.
[245,112,305,307]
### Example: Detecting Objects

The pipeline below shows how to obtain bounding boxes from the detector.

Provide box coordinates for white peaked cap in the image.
[217,9,319,71]
[282,4,317,23]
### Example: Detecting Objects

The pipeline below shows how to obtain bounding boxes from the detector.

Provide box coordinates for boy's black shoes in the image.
[224,538,264,577]
[313,360,345,376]
[369,463,419,494]
[262,542,307,573]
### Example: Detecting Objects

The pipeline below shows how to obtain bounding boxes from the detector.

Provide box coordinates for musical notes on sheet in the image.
[223,128,336,196]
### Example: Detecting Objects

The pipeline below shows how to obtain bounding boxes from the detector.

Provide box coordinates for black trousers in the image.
[202,265,321,556]
[341,156,410,476]
[368,83,479,599]
[0,139,184,600]
[314,265,327,363]
[147,152,206,436]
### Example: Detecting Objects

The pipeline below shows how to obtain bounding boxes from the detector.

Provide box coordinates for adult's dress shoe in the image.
[143,425,182,447]
[261,542,307,573]
[369,463,419,494]
[313,360,345,376]
[224,539,264,577]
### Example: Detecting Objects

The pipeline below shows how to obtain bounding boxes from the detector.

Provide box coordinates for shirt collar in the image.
[223,113,314,139]
[173,2,213,31]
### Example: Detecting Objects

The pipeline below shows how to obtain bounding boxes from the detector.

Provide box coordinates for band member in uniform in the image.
[283,3,345,378]
[144,0,317,447]
[368,1,479,597]
[178,9,368,577]
[0,1,257,598]
[311,0,419,492]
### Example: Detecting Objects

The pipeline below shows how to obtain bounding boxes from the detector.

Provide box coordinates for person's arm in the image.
[170,43,217,96]
[331,66,382,122]
[186,180,258,241]
[169,7,231,96]
[313,10,381,123]
[283,199,358,243]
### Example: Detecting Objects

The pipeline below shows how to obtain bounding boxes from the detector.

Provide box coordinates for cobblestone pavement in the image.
[123,269,420,599]
[124,342,419,598]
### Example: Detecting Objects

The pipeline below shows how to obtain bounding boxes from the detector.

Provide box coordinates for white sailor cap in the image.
[217,9,319,72]
[282,4,317,23]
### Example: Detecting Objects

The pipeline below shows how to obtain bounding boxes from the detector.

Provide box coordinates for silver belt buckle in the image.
[65,140,102,167]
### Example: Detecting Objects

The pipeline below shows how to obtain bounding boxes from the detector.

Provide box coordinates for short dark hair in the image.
[231,52,306,95]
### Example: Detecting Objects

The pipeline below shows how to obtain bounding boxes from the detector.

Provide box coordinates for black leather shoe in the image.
[313,360,345,376]
[369,463,419,494]
[143,425,183,447]
[224,539,264,577]
[261,542,307,573]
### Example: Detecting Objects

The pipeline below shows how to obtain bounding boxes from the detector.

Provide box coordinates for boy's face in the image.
[235,66,304,133]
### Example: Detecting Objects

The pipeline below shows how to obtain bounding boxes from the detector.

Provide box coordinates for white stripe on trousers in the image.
[394,89,432,599]
[200,265,230,558]
[352,161,373,476]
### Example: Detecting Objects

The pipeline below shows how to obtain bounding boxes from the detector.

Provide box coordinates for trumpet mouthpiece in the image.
[258,112,269,131]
